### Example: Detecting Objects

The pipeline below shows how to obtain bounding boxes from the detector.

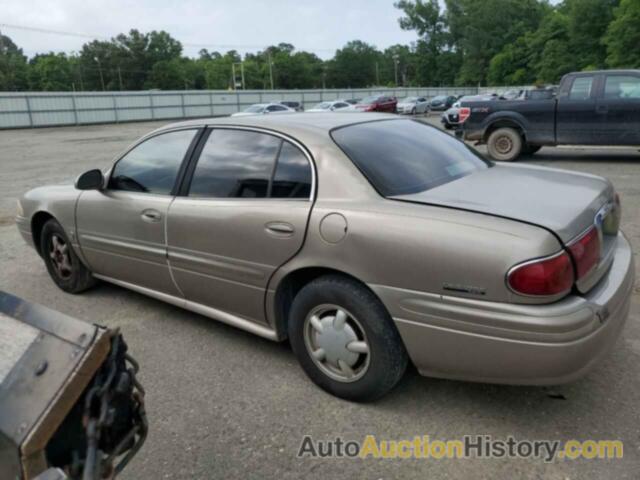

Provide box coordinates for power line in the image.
[0,22,337,54]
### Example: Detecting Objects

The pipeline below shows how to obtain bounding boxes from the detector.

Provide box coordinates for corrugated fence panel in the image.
[0,86,506,129]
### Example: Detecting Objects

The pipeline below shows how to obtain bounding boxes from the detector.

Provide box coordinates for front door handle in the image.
[141,209,162,223]
[265,221,295,236]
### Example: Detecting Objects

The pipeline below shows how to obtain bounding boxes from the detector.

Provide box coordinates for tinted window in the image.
[271,142,312,199]
[108,129,196,194]
[267,105,287,112]
[334,102,349,109]
[331,119,489,196]
[569,76,593,100]
[189,130,280,198]
[604,75,640,99]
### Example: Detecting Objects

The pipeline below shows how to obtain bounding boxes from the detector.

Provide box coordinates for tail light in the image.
[507,251,574,296]
[567,226,600,279]
[458,107,471,123]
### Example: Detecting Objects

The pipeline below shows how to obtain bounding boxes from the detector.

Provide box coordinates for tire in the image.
[40,218,97,293]
[411,107,416,115]
[487,127,523,162]
[288,275,408,402]
[522,144,542,155]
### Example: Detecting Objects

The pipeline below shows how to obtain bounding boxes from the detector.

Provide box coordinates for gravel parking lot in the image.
[1,115,639,479]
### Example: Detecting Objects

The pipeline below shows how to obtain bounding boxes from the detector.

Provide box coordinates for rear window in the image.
[331,119,490,196]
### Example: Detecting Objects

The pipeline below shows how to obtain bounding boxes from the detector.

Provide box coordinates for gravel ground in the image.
[0,115,639,479]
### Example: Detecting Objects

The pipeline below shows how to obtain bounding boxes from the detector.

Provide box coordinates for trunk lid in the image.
[391,163,618,293]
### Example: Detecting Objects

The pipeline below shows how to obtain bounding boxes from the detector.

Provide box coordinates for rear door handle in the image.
[265,222,295,236]
[141,209,162,223]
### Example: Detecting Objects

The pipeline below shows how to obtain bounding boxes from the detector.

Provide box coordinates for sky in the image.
[0,0,419,59]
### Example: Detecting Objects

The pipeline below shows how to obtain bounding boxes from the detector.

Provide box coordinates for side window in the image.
[108,129,196,194]
[189,129,280,198]
[267,105,286,112]
[569,76,594,100]
[271,142,312,199]
[604,75,640,99]
[334,102,349,109]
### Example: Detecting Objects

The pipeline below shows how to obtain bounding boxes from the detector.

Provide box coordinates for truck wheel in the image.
[487,127,522,162]
[288,275,408,402]
[522,144,541,155]
[41,219,97,293]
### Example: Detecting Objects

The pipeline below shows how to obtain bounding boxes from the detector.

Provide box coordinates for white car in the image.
[306,100,352,113]
[231,103,294,117]
[396,96,429,115]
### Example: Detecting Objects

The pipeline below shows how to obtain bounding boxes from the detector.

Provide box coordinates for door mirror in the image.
[75,169,104,190]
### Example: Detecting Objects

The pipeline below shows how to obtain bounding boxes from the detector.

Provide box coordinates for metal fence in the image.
[0,86,512,129]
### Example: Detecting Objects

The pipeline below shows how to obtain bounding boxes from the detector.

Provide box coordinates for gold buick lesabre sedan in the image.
[16,113,634,401]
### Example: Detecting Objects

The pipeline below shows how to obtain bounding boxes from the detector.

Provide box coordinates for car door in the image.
[556,74,600,145]
[417,97,427,113]
[596,73,640,145]
[76,128,200,296]
[167,127,314,325]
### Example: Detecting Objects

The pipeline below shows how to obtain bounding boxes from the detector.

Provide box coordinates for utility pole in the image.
[393,54,400,87]
[267,51,274,90]
[117,66,123,91]
[94,57,105,91]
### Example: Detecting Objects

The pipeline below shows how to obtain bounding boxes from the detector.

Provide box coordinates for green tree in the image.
[28,53,73,91]
[445,0,547,85]
[0,31,29,91]
[604,0,640,68]
[328,40,380,88]
[565,0,618,69]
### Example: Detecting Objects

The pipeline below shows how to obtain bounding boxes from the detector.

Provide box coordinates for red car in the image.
[353,95,397,113]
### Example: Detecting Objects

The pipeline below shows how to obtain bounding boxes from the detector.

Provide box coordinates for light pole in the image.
[267,51,274,90]
[393,54,400,87]
[94,56,105,91]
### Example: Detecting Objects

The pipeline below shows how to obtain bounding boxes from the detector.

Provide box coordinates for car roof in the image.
[154,112,398,140]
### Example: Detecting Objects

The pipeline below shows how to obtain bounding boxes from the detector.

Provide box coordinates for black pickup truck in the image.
[460,70,640,161]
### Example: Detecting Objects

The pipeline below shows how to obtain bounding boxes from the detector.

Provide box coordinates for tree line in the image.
[0,0,638,92]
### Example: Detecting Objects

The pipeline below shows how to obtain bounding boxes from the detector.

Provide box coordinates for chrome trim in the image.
[93,274,279,341]
[505,249,573,301]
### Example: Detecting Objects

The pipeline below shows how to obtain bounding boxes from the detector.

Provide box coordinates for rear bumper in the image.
[371,233,635,385]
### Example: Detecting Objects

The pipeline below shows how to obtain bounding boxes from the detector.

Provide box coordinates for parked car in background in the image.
[17,113,633,401]
[518,86,557,100]
[279,100,304,112]
[306,100,352,112]
[396,96,430,114]
[441,94,497,130]
[352,95,397,113]
[231,103,294,116]
[460,69,640,161]
[499,89,522,100]
[429,95,457,111]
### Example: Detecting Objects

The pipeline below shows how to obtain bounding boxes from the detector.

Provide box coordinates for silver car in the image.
[396,96,430,114]
[231,103,294,116]
[16,113,634,401]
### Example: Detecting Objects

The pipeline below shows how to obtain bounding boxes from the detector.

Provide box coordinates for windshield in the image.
[400,97,417,103]
[331,119,490,196]
[244,105,265,113]
[432,95,447,101]
[359,96,379,104]
[312,102,332,110]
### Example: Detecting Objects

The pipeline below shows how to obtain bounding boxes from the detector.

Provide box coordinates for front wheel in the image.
[486,127,523,162]
[41,219,97,293]
[288,275,408,402]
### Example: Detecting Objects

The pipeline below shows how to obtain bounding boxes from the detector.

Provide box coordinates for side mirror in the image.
[75,169,104,190]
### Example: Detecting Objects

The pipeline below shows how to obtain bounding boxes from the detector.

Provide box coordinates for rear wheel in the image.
[41,219,96,293]
[288,275,408,402]
[487,127,523,162]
